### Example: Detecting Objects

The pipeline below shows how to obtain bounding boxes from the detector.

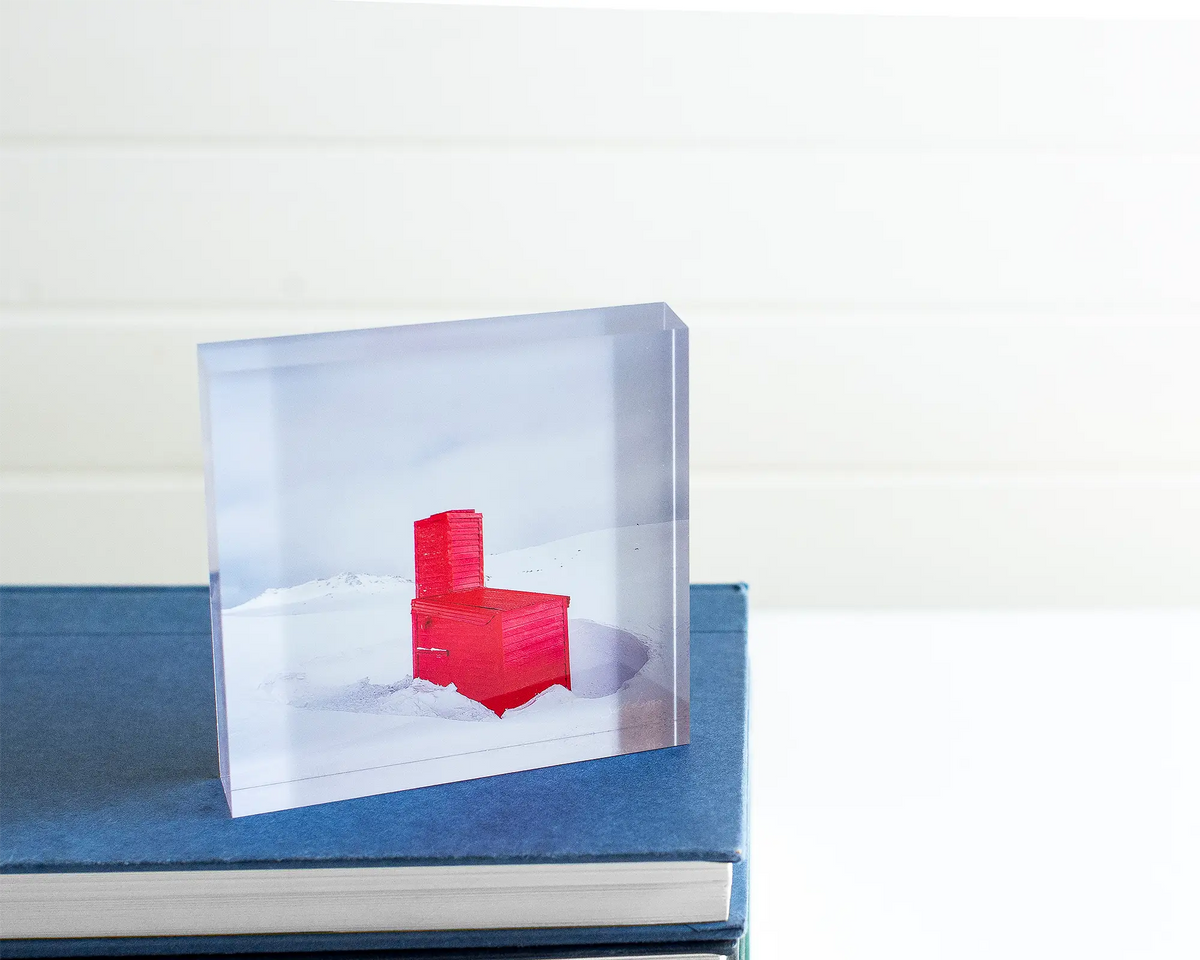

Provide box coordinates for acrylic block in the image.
[198,303,689,816]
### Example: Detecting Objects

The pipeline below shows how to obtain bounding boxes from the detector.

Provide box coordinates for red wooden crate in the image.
[414,509,484,598]
[411,511,571,715]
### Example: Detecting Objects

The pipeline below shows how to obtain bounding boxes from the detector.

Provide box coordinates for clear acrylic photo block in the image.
[198,303,689,816]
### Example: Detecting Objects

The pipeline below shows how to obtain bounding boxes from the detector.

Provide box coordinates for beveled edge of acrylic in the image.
[197,302,687,375]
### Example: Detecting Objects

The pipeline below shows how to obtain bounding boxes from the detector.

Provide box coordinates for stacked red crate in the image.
[414,509,484,598]
[411,510,571,715]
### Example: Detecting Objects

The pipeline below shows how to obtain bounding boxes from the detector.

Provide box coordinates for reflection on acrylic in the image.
[198,304,689,816]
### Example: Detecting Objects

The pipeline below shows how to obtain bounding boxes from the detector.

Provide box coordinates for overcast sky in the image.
[204,325,678,607]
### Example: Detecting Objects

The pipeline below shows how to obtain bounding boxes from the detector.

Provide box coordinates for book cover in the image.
[0,584,748,957]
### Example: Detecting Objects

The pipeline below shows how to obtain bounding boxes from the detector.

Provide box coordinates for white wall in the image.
[2,0,1199,606]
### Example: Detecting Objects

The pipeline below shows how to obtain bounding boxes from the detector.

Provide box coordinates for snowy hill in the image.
[223,522,676,641]
[483,521,677,642]
[226,572,414,616]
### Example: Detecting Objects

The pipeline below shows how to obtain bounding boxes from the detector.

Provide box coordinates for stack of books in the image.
[0,584,749,959]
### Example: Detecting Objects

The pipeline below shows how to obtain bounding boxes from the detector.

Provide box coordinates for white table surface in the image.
[748,610,1200,959]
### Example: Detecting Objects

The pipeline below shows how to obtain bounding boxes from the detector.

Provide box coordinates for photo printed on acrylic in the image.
[199,304,689,816]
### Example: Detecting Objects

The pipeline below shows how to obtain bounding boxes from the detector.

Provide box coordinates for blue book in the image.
[0,584,748,957]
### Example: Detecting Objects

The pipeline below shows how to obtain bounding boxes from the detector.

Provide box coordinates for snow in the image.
[259,618,649,722]
[566,620,650,698]
[226,572,414,615]
[260,674,501,723]
[216,523,686,814]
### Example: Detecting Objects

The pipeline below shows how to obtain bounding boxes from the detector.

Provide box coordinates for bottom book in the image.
[0,585,749,957]
[127,942,747,959]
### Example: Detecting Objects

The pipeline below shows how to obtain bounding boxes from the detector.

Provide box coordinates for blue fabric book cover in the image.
[0,583,748,957]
